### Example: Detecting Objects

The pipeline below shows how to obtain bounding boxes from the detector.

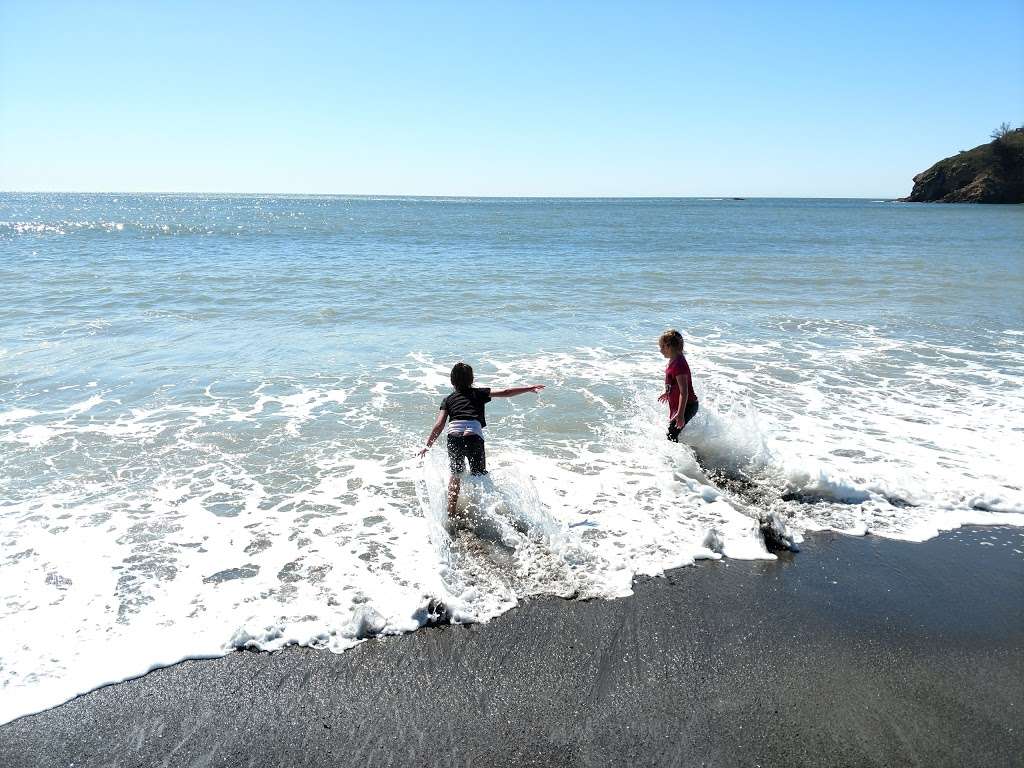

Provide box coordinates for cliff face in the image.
[902,129,1024,203]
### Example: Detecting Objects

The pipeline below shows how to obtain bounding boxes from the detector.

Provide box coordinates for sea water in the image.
[1,194,1022,723]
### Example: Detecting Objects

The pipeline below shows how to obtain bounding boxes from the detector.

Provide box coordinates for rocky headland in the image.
[902,127,1024,203]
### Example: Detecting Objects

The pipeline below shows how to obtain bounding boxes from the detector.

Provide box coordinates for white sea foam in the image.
[3,193,1022,725]
[0,408,39,425]
[2,337,1023,724]
[2,270,1024,729]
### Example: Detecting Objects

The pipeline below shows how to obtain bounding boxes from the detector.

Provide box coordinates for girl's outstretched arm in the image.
[418,410,448,457]
[490,385,545,398]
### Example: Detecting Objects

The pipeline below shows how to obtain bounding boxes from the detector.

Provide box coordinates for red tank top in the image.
[665,355,698,414]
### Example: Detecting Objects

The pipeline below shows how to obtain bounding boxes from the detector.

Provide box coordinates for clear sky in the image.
[2,1,1022,197]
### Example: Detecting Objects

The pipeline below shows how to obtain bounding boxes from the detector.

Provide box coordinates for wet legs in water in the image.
[447,475,461,518]
[446,434,486,519]
[667,401,700,442]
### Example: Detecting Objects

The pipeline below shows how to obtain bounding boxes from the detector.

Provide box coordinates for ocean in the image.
[2,194,1022,724]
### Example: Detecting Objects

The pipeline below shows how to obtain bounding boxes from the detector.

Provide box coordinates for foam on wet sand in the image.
[1,526,1021,768]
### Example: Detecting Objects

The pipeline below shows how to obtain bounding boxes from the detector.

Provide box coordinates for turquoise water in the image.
[3,196,1022,367]
[1,194,1023,723]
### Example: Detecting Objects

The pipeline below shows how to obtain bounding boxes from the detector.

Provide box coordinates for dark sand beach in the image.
[2,526,1021,768]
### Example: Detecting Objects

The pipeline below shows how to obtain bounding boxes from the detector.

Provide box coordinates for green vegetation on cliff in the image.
[903,127,1024,203]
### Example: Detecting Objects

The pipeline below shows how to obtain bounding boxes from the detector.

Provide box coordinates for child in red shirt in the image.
[657,329,699,441]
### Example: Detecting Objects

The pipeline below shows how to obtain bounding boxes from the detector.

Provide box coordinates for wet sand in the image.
[2,526,1022,767]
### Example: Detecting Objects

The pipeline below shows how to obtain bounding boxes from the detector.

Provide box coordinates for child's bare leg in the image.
[447,475,461,518]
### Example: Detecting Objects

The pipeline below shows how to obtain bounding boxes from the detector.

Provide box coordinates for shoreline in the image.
[2,526,1022,767]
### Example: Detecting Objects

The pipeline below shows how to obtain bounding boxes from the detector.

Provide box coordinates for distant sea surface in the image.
[2,194,1023,724]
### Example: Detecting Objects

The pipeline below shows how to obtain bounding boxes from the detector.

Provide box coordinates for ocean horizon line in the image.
[0,190,901,201]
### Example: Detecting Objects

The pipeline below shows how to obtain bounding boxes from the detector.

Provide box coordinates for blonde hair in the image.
[658,329,684,352]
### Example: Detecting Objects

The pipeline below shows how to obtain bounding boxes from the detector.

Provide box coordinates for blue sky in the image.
[2,1,1021,197]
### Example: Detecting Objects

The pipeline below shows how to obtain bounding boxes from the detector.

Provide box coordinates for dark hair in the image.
[450,362,474,391]
[659,329,684,352]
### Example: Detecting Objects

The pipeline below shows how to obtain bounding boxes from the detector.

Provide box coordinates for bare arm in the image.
[671,374,689,426]
[490,384,545,398]
[417,409,448,457]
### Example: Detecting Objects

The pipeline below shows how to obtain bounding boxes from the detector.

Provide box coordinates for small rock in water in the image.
[415,598,452,628]
[350,606,387,639]
[702,528,725,554]
[760,512,799,552]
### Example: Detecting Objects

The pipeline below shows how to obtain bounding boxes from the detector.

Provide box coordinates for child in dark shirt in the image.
[657,329,699,441]
[418,362,544,518]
